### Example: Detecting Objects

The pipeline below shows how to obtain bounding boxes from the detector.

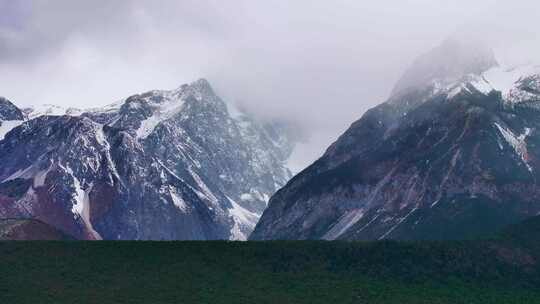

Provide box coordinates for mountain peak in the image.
[191,78,212,89]
[177,78,214,97]
[0,80,297,241]
[392,37,498,96]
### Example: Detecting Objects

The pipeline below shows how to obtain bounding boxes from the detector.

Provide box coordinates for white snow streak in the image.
[32,167,51,188]
[188,167,219,205]
[2,166,34,183]
[322,166,398,240]
[69,168,85,216]
[378,206,418,240]
[322,209,365,240]
[66,166,102,240]
[227,197,260,241]
[494,123,532,172]
[169,188,188,212]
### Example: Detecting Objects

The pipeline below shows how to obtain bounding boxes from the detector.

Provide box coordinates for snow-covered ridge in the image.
[19,79,249,140]
[471,64,540,102]
[404,63,540,105]
[118,79,249,139]
[392,37,497,96]
[24,104,83,119]
[389,37,540,107]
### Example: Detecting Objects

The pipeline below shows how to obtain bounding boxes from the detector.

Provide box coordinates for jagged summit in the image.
[181,78,215,96]
[0,78,296,240]
[22,78,225,120]
[17,78,250,140]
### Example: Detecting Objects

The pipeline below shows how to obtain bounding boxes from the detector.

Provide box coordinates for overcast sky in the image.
[1,1,539,171]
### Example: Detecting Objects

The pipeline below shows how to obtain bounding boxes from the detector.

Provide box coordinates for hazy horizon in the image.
[2,0,539,171]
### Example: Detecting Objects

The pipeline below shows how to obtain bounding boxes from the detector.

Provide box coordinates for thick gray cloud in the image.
[1,0,539,170]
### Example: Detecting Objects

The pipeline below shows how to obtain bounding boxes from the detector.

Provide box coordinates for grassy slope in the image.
[1,239,540,304]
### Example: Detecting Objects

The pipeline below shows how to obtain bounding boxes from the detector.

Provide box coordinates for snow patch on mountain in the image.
[484,65,540,96]
[446,64,540,102]
[134,91,186,139]
[63,164,101,240]
[33,167,51,188]
[447,83,470,99]
[0,120,23,140]
[65,166,84,216]
[240,193,253,201]
[227,197,260,241]
[393,55,540,107]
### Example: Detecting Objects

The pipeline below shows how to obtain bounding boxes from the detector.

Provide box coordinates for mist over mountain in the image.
[251,38,540,241]
[3,1,540,171]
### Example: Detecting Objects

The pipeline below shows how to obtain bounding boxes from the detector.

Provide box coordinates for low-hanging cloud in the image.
[1,0,539,170]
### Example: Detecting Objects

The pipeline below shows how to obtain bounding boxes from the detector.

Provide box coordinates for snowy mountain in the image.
[0,79,295,240]
[23,104,83,119]
[251,38,540,241]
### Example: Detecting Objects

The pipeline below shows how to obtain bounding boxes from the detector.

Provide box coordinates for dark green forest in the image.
[2,216,540,304]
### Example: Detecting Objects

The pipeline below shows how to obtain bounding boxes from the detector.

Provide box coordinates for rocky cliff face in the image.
[0,79,295,240]
[251,40,540,241]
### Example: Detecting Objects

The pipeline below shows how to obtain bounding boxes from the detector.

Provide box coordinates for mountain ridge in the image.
[0,78,296,240]
[251,40,540,241]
